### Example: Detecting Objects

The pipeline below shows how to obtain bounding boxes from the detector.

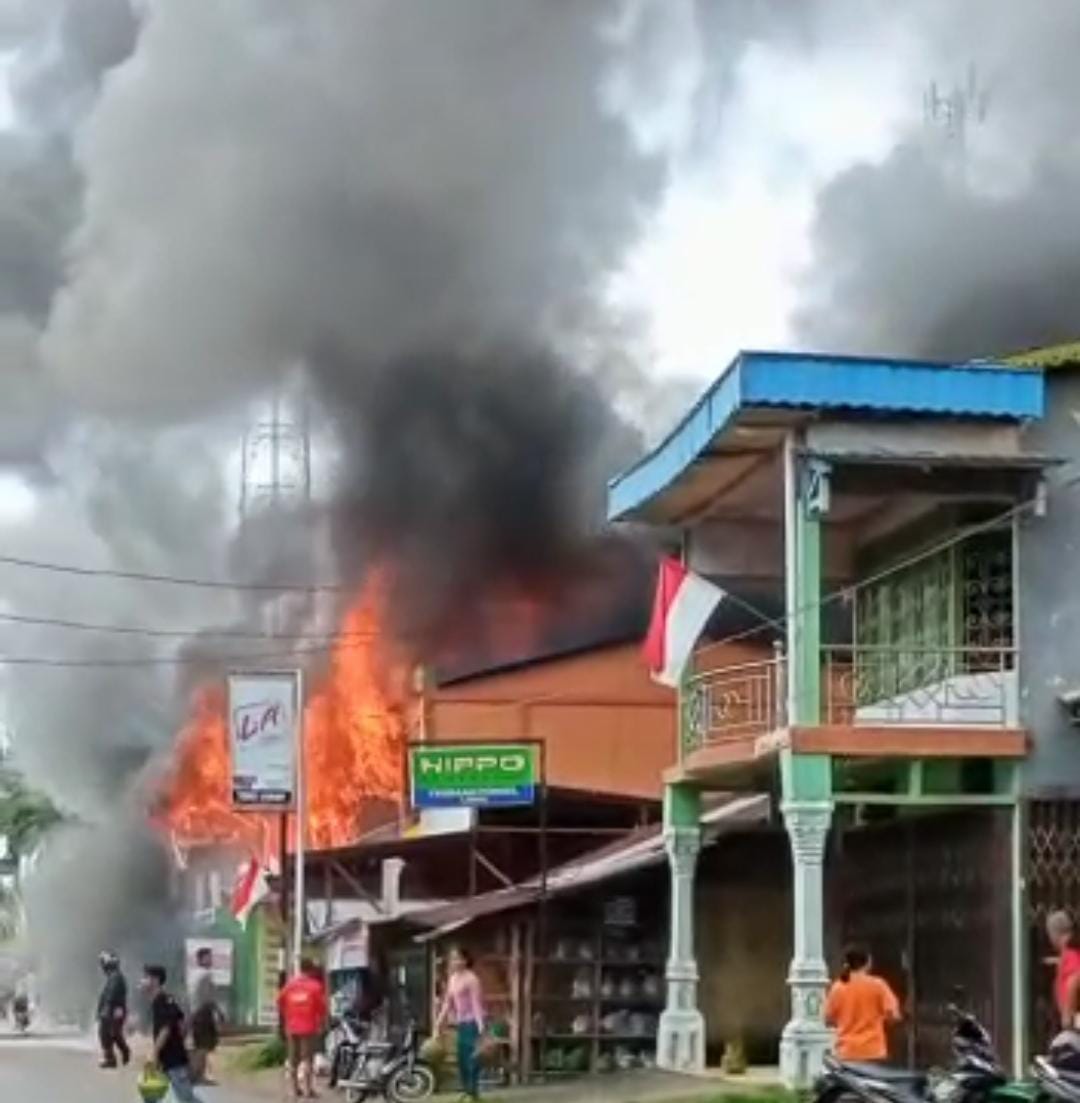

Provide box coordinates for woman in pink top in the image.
[435,948,485,1100]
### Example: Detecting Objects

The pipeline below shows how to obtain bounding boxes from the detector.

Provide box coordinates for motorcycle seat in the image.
[840,1062,927,1088]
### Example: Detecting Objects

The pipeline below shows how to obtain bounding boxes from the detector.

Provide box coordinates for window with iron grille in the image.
[853,529,1013,701]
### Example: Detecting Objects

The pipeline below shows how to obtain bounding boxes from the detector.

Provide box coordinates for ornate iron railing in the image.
[681,654,786,754]
[683,644,1017,754]
[823,645,1017,728]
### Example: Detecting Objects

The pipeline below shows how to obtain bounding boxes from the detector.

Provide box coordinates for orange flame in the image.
[158,578,408,855]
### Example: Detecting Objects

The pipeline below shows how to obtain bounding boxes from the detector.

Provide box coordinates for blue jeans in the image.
[456,1021,481,1098]
[166,1066,204,1102]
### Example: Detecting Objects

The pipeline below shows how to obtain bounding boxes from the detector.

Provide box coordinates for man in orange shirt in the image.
[824,946,901,1062]
[278,959,328,1099]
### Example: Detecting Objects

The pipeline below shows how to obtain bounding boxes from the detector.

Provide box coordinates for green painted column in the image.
[780,444,834,1088]
[657,781,705,1072]
[793,460,823,727]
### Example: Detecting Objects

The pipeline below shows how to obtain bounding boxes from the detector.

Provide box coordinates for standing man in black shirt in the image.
[142,964,204,1103]
[96,951,131,1069]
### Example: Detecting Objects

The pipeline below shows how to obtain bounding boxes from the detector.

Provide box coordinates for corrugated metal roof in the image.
[405,794,769,941]
[607,350,1045,523]
[1005,341,1080,368]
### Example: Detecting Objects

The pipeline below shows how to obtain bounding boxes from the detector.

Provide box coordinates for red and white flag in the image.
[643,557,725,687]
[231,857,271,929]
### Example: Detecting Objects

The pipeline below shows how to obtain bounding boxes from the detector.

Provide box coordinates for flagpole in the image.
[292,668,306,973]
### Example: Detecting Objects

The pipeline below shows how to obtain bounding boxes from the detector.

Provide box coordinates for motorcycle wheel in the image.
[344,1090,368,1103]
[387,1064,436,1102]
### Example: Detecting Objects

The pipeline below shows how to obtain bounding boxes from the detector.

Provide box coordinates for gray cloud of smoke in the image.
[37,0,698,652]
[42,1,671,413]
[2,0,696,1009]
[13,0,1080,1012]
[795,0,1080,359]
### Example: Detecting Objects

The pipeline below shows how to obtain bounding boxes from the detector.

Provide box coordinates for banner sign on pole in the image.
[184,937,234,987]
[409,743,538,809]
[228,671,300,809]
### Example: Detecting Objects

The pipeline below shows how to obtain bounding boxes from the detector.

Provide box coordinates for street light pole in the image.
[292,668,306,974]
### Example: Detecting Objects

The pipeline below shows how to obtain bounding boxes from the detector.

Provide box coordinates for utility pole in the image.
[238,387,313,987]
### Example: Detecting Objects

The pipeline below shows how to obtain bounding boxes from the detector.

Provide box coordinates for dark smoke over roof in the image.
[7,0,1080,1015]
[795,0,1080,360]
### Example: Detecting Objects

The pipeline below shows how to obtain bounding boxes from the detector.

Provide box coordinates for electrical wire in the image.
[0,608,376,642]
[409,467,1077,712]
[0,551,347,592]
[0,640,370,669]
[0,468,1070,671]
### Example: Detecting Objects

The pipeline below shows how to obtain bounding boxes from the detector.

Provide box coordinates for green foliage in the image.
[0,882,19,942]
[0,768,64,856]
[229,1035,286,1071]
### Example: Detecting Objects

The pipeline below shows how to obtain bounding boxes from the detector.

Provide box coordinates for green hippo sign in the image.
[409,743,539,809]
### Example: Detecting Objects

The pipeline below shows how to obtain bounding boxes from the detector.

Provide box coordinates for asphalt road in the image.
[0,1036,269,1101]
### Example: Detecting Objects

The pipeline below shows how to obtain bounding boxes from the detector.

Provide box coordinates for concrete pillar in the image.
[658,782,705,1072]
[780,437,834,1087]
[780,797,833,1087]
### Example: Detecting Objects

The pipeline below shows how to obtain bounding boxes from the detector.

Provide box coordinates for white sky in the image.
[0,474,35,525]
[613,30,921,379]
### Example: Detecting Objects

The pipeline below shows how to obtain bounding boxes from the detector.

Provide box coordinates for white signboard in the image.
[185,937,234,987]
[327,924,370,972]
[228,671,299,808]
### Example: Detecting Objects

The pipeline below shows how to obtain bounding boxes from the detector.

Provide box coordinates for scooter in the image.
[814,1051,927,1103]
[813,1005,1030,1103]
[329,1014,435,1103]
[928,1006,1034,1103]
[1032,1030,1080,1103]
[327,1008,375,1089]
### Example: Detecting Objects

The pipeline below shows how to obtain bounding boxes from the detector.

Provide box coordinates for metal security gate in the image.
[832,808,1012,1067]
[1027,800,1080,1055]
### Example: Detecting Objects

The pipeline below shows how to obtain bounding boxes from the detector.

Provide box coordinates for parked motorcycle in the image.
[1033,1029,1080,1103]
[815,1050,927,1103]
[813,1004,1029,1103]
[929,1006,1033,1103]
[327,1012,435,1103]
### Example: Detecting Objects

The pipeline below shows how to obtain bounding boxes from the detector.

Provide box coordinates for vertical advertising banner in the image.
[228,671,299,809]
[184,937,234,987]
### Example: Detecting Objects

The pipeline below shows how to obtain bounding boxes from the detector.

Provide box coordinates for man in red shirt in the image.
[278,959,328,1099]
[1048,911,1080,1030]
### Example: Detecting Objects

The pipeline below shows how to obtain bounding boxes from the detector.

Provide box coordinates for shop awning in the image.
[607,350,1045,524]
[406,793,770,942]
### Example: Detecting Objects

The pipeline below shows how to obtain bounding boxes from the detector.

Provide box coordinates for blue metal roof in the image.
[607,350,1045,522]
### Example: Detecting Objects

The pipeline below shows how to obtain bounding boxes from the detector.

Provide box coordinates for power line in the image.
[0,608,377,642]
[698,465,1079,656]
[0,468,1069,673]
[449,474,1072,715]
[0,551,346,593]
[0,640,371,670]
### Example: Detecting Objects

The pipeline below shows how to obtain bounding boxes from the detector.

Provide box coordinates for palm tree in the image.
[0,768,63,859]
[0,883,19,943]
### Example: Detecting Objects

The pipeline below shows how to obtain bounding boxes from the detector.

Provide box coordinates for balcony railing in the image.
[682,652,786,753]
[683,644,1018,754]
[823,645,1017,728]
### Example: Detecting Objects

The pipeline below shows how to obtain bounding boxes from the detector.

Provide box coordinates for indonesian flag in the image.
[231,857,271,929]
[643,557,725,687]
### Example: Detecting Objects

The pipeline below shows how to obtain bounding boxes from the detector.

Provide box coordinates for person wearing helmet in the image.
[96,951,131,1069]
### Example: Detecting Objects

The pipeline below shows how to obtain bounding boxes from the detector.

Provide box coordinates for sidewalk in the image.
[219,1064,785,1103]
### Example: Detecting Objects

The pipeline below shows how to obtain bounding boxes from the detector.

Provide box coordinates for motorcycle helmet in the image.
[99,951,119,970]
